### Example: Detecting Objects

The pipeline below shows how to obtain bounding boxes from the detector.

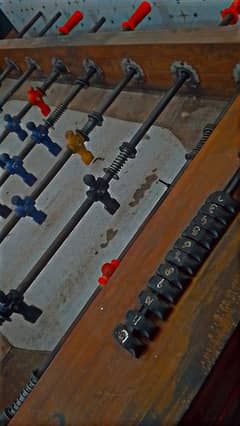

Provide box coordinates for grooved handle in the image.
[122,1,152,31]
[58,10,84,34]
[221,0,240,25]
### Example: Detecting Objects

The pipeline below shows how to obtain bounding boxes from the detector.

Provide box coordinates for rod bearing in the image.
[83,58,104,82]
[170,61,200,88]
[4,57,21,74]
[121,58,144,82]
[25,56,41,70]
[51,57,69,74]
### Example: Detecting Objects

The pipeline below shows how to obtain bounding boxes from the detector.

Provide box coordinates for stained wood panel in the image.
[9,98,240,425]
[0,27,240,96]
[180,326,240,425]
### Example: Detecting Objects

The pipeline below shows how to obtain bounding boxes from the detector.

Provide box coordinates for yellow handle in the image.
[65,130,94,165]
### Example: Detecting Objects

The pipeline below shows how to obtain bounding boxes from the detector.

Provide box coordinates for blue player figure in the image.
[0,153,37,186]
[26,122,62,156]
[11,196,47,224]
[4,114,28,141]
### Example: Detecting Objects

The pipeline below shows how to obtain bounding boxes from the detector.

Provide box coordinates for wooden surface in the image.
[0,347,49,412]
[9,96,240,425]
[0,334,11,363]
[180,325,240,425]
[0,27,240,96]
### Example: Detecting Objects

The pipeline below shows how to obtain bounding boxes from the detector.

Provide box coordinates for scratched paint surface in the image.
[0,0,237,37]
[0,99,185,350]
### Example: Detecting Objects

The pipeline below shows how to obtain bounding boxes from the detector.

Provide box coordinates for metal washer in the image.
[170,61,200,88]
[82,58,104,82]
[121,58,145,82]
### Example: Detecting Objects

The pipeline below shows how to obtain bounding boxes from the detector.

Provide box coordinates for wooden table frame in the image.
[9,93,240,425]
[0,27,240,97]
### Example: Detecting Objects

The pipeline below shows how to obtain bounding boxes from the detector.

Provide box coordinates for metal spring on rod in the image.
[44,67,96,129]
[106,144,135,179]
[45,103,66,129]
[3,372,38,421]
[185,123,215,160]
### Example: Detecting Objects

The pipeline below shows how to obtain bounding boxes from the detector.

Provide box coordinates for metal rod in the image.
[0,62,16,85]
[0,12,60,88]
[98,69,136,115]
[80,68,136,136]
[37,12,62,37]
[18,11,43,38]
[0,67,62,145]
[0,63,37,111]
[219,13,233,26]
[88,17,106,33]
[30,152,71,199]
[104,70,189,183]
[0,16,105,185]
[17,198,93,295]
[0,70,136,241]
[15,72,188,296]
[0,216,17,240]
[225,168,240,194]
[131,72,188,149]
[45,66,96,129]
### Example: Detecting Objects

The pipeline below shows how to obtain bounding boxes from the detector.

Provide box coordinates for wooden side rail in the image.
[0,27,240,96]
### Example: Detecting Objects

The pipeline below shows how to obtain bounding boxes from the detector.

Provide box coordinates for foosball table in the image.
[0,1,239,425]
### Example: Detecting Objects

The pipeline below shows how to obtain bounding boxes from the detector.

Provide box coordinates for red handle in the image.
[27,87,51,117]
[221,0,240,24]
[122,1,152,31]
[58,10,84,35]
[98,259,120,286]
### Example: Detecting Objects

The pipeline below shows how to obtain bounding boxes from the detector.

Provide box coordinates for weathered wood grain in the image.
[180,326,240,425]
[0,27,240,96]
[9,97,240,425]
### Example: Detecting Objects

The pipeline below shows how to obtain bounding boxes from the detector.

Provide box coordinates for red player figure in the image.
[98,259,120,286]
[27,87,51,116]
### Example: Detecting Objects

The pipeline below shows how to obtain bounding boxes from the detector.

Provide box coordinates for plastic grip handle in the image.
[221,0,240,24]
[233,0,240,12]
[58,10,83,34]
[122,1,152,31]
